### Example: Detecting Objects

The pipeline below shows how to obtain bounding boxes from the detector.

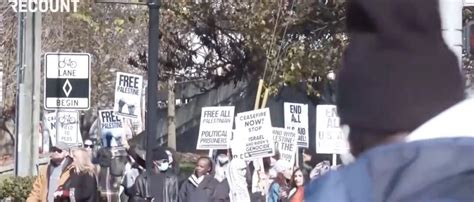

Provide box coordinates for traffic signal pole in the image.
[439,0,464,68]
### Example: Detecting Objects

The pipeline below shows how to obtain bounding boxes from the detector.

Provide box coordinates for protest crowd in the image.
[24,0,474,201]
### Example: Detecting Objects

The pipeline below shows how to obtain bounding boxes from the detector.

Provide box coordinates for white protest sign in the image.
[196,106,235,150]
[272,128,298,165]
[234,108,275,160]
[284,102,309,148]
[114,72,143,119]
[45,111,82,146]
[316,105,349,154]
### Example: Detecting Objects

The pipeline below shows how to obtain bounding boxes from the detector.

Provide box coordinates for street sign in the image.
[44,53,91,110]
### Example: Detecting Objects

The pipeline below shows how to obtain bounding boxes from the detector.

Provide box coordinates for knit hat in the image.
[152,146,169,161]
[337,0,465,133]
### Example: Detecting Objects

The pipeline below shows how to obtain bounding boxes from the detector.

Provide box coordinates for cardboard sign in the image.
[272,128,298,165]
[315,105,349,154]
[45,111,82,146]
[113,72,143,119]
[196,106,235,150]
[234,108,275,160]
[284,102,309,148]
[99,109,128,147]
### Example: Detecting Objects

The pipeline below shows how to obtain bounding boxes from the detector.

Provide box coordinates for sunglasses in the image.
[84,145,94,148]
[51,148,63,153]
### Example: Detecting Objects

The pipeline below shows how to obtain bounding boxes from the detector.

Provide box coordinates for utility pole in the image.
[167,72,176,149]
[15,10,41,176]
[145,0,161,173]
[439,0,463,67]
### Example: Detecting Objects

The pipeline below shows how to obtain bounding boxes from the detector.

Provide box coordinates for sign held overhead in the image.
[284,102,309,148]
[315,105,349,154]
[113,72,144,119]
[44,53,91,110]
[196,106,235,150]
[234,108,275,160]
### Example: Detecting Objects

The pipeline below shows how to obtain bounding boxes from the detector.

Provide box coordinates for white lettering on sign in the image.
[284,102,309,148]
[234,108,275,160]
[9,0,80,13]
[315,105,349,154]
[197,106,235,150]
[273,128,297,165]
[113,72,143,119]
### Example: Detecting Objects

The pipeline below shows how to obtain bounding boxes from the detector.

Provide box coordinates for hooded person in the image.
[304,0,474,201]
[129,146,179,202]
[227,159,251,202]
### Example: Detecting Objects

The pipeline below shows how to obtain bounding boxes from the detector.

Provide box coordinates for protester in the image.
[83,139,95,159]
[309,160,330,180]
[27,142,74,202]
[179,156,222,202]
[53,148,98,202]
[287,168,308,202]
[214,150,230,182]
[130,146,179,202]
[267,160,292,202]
[305,0,474,201]
[227,158,251,202]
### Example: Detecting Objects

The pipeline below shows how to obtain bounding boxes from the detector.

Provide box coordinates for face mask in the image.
[158,162,169,171]
[218,156,229,165]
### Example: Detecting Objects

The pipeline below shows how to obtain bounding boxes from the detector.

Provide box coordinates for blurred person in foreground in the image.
[27,142,74,202]
[53,148,98,202]
[305,0,474,201]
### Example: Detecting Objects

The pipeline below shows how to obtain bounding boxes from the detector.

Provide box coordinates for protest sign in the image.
[113,72,143,119]
[284,102,309,148]
[45,111,82,146]
[196,106,235,150]
[272,128,298,165]
[234,108,275,160]
[315,105,349,154]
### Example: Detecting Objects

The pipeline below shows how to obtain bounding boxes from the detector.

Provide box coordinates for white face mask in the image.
[217,155,229,165]
[340,125,355,165]
[157,162,170,171]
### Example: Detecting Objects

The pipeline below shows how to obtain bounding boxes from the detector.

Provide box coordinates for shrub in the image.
[0,176,36,201]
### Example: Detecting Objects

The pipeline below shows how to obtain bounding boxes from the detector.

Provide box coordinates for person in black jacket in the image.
[53,148,98,202]
[179,156,223,202]
[129,146,179,202]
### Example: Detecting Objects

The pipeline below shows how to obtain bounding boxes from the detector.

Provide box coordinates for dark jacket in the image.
[179,175,221,202]
[55,171,98,202]
[213,179,230,202]
[305,138,474,201]
[130,170,179,202]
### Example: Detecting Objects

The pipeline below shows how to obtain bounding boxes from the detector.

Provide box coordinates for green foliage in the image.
[0,176,36,201]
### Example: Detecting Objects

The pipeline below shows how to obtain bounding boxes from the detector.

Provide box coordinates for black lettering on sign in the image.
[101,111,121,123]
[119,75,139,88]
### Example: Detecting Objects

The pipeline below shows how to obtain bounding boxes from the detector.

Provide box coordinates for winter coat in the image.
[305,99,474,202]
[27,158,74,202]
[54,171,98,202]
[129,170,179,202]
[179,175,221,202]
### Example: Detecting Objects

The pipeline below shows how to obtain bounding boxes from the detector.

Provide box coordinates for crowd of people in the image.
[24,0,474,201]
[25,136,336,202]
